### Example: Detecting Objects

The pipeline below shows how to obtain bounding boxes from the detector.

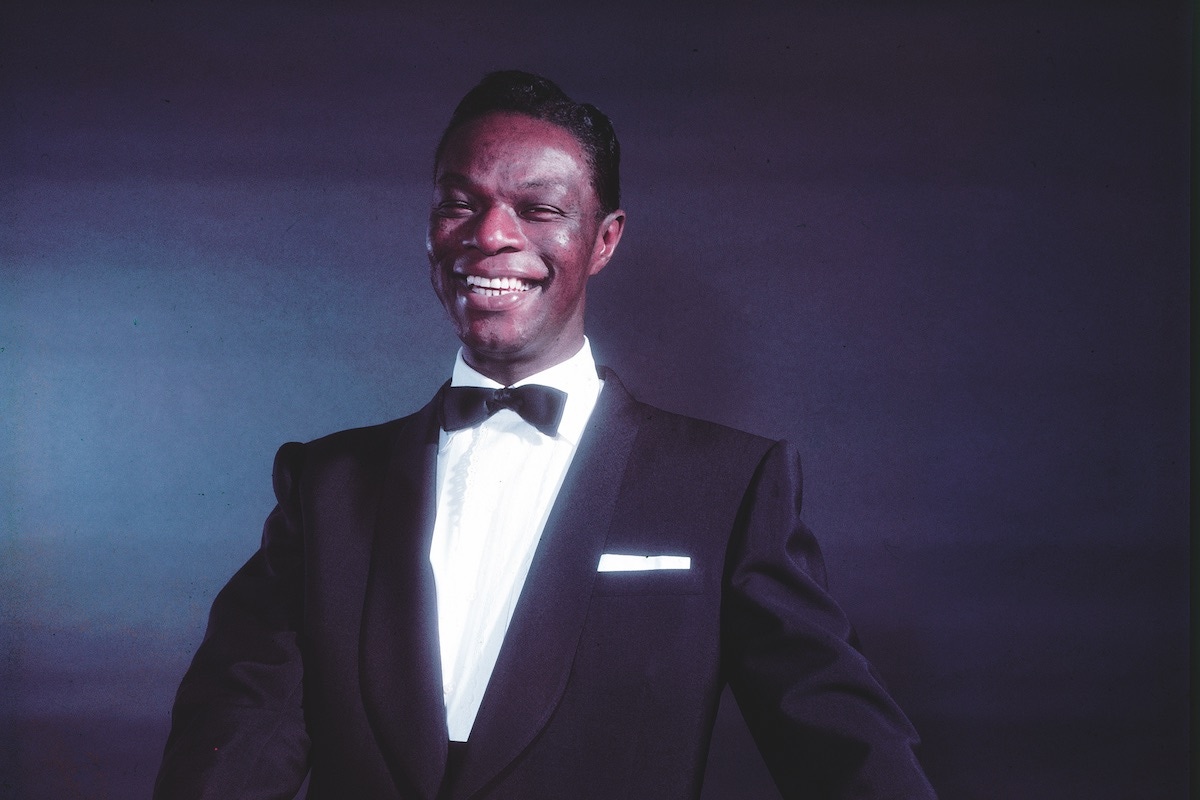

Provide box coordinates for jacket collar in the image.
[360,370,642,799]
[359,389,448,800]
[447,368,640,799]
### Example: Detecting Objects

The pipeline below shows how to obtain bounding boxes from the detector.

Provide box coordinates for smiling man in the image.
[428,109,624,384]
[156,71,936,799]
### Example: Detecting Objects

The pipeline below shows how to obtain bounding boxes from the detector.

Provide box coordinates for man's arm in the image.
[154,443,311,800]
[722,440,936,799]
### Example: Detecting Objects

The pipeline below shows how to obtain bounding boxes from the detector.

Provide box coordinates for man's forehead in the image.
[439,113,584,163]
[436,131,588,189]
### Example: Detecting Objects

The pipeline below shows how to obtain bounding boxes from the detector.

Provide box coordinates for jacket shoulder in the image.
[628,396,779,466]
[272,399,437,488]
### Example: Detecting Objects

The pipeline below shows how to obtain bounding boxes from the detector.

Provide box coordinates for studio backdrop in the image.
[1,2,1190,798]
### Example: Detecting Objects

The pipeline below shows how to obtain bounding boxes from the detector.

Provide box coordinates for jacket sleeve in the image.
[154,442,312,800]
[722,440,937,799]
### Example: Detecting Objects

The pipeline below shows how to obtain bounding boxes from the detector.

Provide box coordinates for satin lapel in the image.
[359,388,449,800]
[449,370,641,799]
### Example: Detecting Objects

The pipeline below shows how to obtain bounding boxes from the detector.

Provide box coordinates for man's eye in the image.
[522,205,564,221]
[434,201,472,217]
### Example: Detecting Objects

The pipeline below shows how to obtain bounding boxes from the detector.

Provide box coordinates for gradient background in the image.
[0,2,1191,798]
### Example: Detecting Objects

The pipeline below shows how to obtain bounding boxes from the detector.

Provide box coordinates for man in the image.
[156,71,935,799]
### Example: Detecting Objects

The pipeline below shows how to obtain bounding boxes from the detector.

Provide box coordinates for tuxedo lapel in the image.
[448,370,642,799]
[359,389,449,800]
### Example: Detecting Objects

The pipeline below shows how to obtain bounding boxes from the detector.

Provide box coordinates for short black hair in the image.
[434,70,621,215]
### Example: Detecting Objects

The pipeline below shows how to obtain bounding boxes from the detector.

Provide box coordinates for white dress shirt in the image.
[429,339,602,741]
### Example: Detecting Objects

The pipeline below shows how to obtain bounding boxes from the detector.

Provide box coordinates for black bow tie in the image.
[441,384,567,437]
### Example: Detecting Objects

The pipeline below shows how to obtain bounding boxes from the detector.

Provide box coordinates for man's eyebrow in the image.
[434,173,567,192]
[434,172,472,187]
[515,179,567,191]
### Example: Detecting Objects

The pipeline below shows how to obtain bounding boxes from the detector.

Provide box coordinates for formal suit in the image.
[155,368,934,799]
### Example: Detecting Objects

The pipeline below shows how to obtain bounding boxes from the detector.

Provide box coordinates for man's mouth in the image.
[463,274,540,296]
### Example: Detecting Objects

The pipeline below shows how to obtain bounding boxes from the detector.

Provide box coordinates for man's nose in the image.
[468,205,523,254]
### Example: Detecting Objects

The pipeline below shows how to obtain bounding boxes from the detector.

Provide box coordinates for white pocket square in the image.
[597,554,691,572]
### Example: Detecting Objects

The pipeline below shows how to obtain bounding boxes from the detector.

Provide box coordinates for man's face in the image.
[428,112,624,383]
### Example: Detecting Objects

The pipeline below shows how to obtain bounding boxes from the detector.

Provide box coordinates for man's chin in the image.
[458,332,532,368]
[458,333,584,384]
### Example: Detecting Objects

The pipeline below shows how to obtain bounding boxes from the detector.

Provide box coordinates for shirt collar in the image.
[448,338,603,445]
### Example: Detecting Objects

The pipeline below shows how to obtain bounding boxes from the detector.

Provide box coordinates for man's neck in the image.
[463,340,587,386]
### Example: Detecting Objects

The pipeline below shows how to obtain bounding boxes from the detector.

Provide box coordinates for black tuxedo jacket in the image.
[156,369,934,799]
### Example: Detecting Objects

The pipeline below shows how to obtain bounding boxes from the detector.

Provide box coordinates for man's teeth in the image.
[464,275,537,295]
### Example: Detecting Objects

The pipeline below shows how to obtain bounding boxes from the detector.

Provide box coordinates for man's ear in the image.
[588,210,626,276]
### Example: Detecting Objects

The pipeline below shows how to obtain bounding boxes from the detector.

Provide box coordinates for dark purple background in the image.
[0,2,1190,798]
